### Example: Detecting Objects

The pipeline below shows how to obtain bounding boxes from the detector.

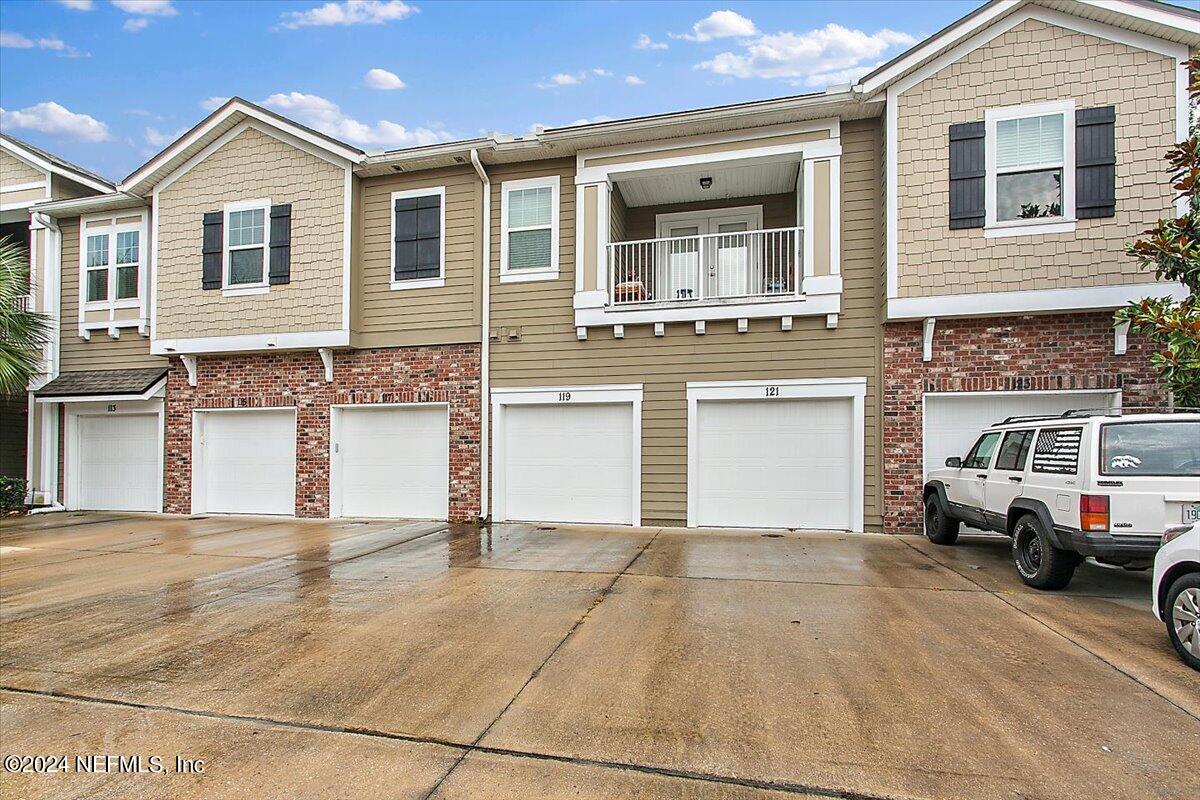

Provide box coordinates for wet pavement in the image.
[0,513,1196,800]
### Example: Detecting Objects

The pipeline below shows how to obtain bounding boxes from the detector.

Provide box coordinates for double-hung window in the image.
[79,210,147,336]
[224,200,269,289]
[85,233,110,302]
[501,175,559,282]
[985,100,1075,232]
[391,186,445,290]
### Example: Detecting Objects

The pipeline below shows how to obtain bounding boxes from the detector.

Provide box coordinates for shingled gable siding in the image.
[0,150,44,186]
[353,164,482,348]
[155,126,345,339]
[163,344,481,521]
[895,17,1178,298]
[488,122,885,530]
[57,217,166,373]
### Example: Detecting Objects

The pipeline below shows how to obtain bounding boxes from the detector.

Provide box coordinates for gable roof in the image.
[120,97,364,196]
[0,133,115,194]
[857,0,1200,97]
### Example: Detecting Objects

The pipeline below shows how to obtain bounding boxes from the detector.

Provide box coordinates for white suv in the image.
[1153,523,1199,671]
[923,411,1200,590]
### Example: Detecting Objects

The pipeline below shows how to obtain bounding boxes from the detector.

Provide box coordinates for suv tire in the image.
[1164,572,1200,671]
[1012,514,1079,590]
[923,494,959,545]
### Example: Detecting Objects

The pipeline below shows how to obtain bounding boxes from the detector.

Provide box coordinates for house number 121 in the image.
[764,387,780,397]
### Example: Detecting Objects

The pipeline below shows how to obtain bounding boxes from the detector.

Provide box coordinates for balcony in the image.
[609,227,802,307]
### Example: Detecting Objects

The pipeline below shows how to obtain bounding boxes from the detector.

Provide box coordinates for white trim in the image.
[575,291,841,327]
[984,99,1075,232]
[888,281,1190,320]
[685,377,867,532]
[328,401,451,520]
[388,185,447,290]
[190,405,298,516]
[0,137,112,195]
[343,167,352,332]
[77,208,149,339]
[222,197,271,290]
[153,328,350,356]
[500,174,560,283]
[63,398,165,513]
[882,4,1192,304]
[0,180,47,193]
[490,384,642,526]
[654,204,764,237]
[122,102,360,195]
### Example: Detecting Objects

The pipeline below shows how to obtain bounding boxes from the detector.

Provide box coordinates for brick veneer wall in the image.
[882,311,1166,533]
[164,344,481,521]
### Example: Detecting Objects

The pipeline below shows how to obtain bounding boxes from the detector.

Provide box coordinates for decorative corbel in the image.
[922,317,937,362]
[180,354,198,387]
[318,348,334,383]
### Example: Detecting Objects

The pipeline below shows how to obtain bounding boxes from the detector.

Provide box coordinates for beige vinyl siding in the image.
[490,121,884,530]
[354,165,481,347]
[621,192,797,241]
[50,174,99,202]
[57,217,164,373]
[609,184,628,244]
[895,17,1178,298]
[1,151,45,186]
[155,126,345,339]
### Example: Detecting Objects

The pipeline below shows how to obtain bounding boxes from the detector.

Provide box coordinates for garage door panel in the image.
[76,414,159,512]
[923,392,1119,478]
[198,410,296,516]
[336,405,448,520]
[694,398,852,531]
[502,403,634,525]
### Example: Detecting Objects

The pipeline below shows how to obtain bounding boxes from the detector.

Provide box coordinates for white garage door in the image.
[693,398,853,530]
[333,405,449,519]
[923,391,1119,477]
[501,403,635,525]
[75,414,159,512]
[195,409,296,515]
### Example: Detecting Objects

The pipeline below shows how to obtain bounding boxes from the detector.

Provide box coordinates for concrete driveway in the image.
[1,513,1197,800]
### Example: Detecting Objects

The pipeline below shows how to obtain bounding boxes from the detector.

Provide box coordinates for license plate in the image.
[1184,503,1200,524]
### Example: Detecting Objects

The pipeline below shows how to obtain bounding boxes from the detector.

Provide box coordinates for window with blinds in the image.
[994,112,1065,222]
[502,177,558,279]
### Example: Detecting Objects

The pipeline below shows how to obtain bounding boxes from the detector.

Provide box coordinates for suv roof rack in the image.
[996,406,1198,425]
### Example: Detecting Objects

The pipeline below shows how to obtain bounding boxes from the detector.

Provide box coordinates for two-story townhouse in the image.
[1,134,116,498]
[858,0,1198,532]
[18,0,1196,536]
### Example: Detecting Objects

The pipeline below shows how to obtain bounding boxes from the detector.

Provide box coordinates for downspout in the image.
[29,212,63,511]
[469,149,491,522]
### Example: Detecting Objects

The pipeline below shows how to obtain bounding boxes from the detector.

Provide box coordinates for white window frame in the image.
[222,198,271,296]
[500,175,560,283]
[984,99,1076,239]
[78,209,149,339]
[389,185,446,290]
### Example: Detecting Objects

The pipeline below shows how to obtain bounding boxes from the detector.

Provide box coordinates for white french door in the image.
[655,206,763,300]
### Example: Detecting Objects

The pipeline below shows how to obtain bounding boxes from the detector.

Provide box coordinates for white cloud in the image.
[672,10,756,43]
[260,91,451,148]
[624,74,645,86]
[535,72,583,89]
[566,115,614,127]
[54,0,94,9]
[1,31,82,56]
[0,101,111,141]
[123,18,150,32]
[111,0,177,16]
[634,33,667,51]
[279,0,417,30]
[199,96,230,112]
[592,67,613,77]
[143,126,186,148]
[696,23,916,85]
[364,67,406,90]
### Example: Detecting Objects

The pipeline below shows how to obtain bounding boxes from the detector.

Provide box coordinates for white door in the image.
[195,409,296,515]
[923,392,1119,478]
[693,397,854,530]
[500,403,635,525]
[75,414,159,512]
[333,405,449,519]
[662,223,702,301]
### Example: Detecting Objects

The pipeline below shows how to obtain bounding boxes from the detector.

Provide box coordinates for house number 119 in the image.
[558,392,571,402]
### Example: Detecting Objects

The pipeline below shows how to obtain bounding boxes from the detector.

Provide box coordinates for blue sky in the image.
[0,0,1147,181]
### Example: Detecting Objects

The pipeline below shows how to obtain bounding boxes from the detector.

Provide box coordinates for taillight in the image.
[1080,494,1109,532]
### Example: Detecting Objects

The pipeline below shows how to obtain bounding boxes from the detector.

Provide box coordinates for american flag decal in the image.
[1032,427,1082,474]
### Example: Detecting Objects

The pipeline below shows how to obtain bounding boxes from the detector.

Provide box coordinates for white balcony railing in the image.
[608,227,802,306]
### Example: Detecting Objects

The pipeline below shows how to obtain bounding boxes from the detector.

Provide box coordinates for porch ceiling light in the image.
[699,176,713,190]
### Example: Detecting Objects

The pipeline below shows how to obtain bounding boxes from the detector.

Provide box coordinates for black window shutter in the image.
[1076,106,1116,219]
[269,204,292,285]
[201,211,223,290]
[394,194,441,281]
[948,121,985,229]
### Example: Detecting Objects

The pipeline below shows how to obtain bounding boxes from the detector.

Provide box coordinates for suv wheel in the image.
[1012,514,1079,590]
[923,494,959,545]
[1164,573,1200,671]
